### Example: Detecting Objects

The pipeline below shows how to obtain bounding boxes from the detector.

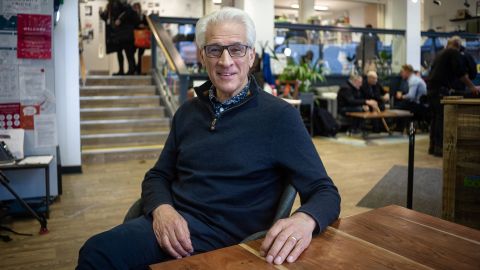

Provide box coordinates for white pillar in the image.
[234,0,274,55]
[386,0,421,72]
[406,0,421,71]
[299,0,315,24]
[54,1,81,167]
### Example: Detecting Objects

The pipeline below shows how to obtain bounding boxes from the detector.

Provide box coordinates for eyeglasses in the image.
[204,44,250,58]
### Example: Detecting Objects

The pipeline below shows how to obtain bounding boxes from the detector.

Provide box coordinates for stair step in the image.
[85,75,152,86]
[80,85,157,96]
[81,145,163,163]
[80,95,160,108]
[81,118,170,134]
[80,107,165,120]
[81,131,169,148]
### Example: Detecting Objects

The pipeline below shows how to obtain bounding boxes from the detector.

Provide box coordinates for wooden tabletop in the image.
[346,109,413,119]
[150,205,480,269]
[441,97,480,105]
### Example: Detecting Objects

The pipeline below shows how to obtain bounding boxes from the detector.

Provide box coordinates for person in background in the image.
[427,36,480,156]
[132,2,148,75]
[77,8,340,269]
[361,71,386,111]
[100,0,138,75]
[395,64,427,111]
[337,74,378,133]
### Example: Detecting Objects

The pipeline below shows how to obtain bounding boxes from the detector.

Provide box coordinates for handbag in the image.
[134,29,151,49]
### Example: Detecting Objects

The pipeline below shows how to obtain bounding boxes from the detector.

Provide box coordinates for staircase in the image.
[80,75,170,163]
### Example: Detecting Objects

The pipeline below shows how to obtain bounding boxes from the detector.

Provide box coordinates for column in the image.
[234,0,274,54]
[299,0,315,24]
[406,0,421,71]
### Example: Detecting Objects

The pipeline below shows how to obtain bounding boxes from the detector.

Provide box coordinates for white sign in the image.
[34,114,57,148]
[1,0,42,14]
[18,65,46,102]
[0,64,19,102]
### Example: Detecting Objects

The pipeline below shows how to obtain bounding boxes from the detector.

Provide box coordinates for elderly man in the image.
[361,71,387,111]
[77,8,340,269]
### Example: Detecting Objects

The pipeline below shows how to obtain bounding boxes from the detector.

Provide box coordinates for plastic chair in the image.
[123,184,297,243]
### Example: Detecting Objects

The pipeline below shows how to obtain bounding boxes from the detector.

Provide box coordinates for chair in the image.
[123,184,297,243]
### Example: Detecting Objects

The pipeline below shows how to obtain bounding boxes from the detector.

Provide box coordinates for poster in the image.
[0,103,21,129]
[17,13,52,59]
[34,114,57,148]
[18,65,45,101]
[1,0,42,15]
[0,64,19,102]
[20,104,40,129]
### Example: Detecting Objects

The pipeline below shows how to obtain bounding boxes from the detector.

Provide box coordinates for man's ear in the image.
[248,47,256,68]
[198,46,206,66]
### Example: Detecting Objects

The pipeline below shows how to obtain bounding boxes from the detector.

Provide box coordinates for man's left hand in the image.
[260,212,316,265]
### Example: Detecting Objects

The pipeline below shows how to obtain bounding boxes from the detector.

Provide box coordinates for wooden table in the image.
[346,109,413,119]
[150,205,480,269]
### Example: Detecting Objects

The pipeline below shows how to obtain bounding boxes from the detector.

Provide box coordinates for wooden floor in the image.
[0,136,442,269]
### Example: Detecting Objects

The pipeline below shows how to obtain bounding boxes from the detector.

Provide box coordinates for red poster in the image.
[0,103,21,129]
[17,14,52,59]
[20,104,40,130]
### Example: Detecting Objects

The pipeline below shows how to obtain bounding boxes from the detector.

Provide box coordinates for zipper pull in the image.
[210,118,217,131]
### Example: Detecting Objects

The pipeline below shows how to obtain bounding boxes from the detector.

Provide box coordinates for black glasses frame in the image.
[203,44,251,58]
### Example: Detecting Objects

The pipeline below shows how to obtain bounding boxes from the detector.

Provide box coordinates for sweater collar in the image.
[194,75,259,104]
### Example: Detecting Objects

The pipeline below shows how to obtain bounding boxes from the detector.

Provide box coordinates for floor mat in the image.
[357,165,442,217]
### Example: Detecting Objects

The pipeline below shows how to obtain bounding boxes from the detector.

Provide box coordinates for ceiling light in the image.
[213,0,222,4]
[314,5,329,11]
[291,4,299,9]
[284,48,292,57]
[411,0,418,3]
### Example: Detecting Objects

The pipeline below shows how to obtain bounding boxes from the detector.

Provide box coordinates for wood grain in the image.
[335,206,480,270]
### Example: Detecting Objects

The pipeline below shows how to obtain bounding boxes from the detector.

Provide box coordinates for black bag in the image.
[313,107,338,137]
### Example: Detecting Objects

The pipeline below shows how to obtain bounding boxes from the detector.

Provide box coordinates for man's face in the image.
[400,69,410,80]
[367,75,377,85]
[353,77,363,89]
[199,21,255,96]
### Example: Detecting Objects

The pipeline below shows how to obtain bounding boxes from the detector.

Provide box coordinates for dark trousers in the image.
[429,98,443,156]
[77,215,220,270]
[136,48,145,74]
[117,43,136,74]
[339,106,364,131]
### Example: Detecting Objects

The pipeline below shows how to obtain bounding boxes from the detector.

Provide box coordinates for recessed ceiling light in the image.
[314,5,329,11]
[291,4,299,9]
[213,0,222,4]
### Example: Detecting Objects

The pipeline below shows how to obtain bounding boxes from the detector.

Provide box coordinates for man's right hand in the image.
[152,204,193,259]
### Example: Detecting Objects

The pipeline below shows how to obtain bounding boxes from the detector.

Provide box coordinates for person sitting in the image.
[361,71,386,111]
[337,74,378,133]
[395,64,427,112]
[77,7,340,269]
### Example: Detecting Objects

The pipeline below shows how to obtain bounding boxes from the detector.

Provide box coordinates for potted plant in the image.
[278,60,325,99]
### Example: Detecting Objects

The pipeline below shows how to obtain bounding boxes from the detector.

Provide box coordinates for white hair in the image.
[195,7,256,49]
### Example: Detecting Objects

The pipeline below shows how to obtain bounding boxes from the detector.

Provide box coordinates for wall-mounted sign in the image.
[17,13,52,59]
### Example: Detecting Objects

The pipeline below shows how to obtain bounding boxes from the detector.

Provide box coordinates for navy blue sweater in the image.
[142,78,340,249]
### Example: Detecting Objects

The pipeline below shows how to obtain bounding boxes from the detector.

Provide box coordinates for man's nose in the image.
[218,48,234,66]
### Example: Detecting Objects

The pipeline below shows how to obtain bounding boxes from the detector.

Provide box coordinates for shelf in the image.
[449,16,480,22]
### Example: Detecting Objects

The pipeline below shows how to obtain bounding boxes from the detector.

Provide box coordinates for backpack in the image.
[313,107,338,137]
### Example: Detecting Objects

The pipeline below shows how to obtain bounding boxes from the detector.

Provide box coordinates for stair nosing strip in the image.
[80,118,170,125]
[81,85,156,90]
[80,95,159,100]
[82,145,164,154]
[86,75,152,79]
[81,131,169,139]
[80,107,164,112]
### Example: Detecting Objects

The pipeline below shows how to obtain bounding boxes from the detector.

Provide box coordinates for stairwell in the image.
[80,75,170,163]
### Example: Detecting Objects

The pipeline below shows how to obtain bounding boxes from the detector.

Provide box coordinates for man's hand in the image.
[470,86,480,96]
[260,212,316,265]
[115,19,121,26]
[152,204,193,259]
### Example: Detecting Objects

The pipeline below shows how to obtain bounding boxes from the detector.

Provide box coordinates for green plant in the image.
[279,61,325,96]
